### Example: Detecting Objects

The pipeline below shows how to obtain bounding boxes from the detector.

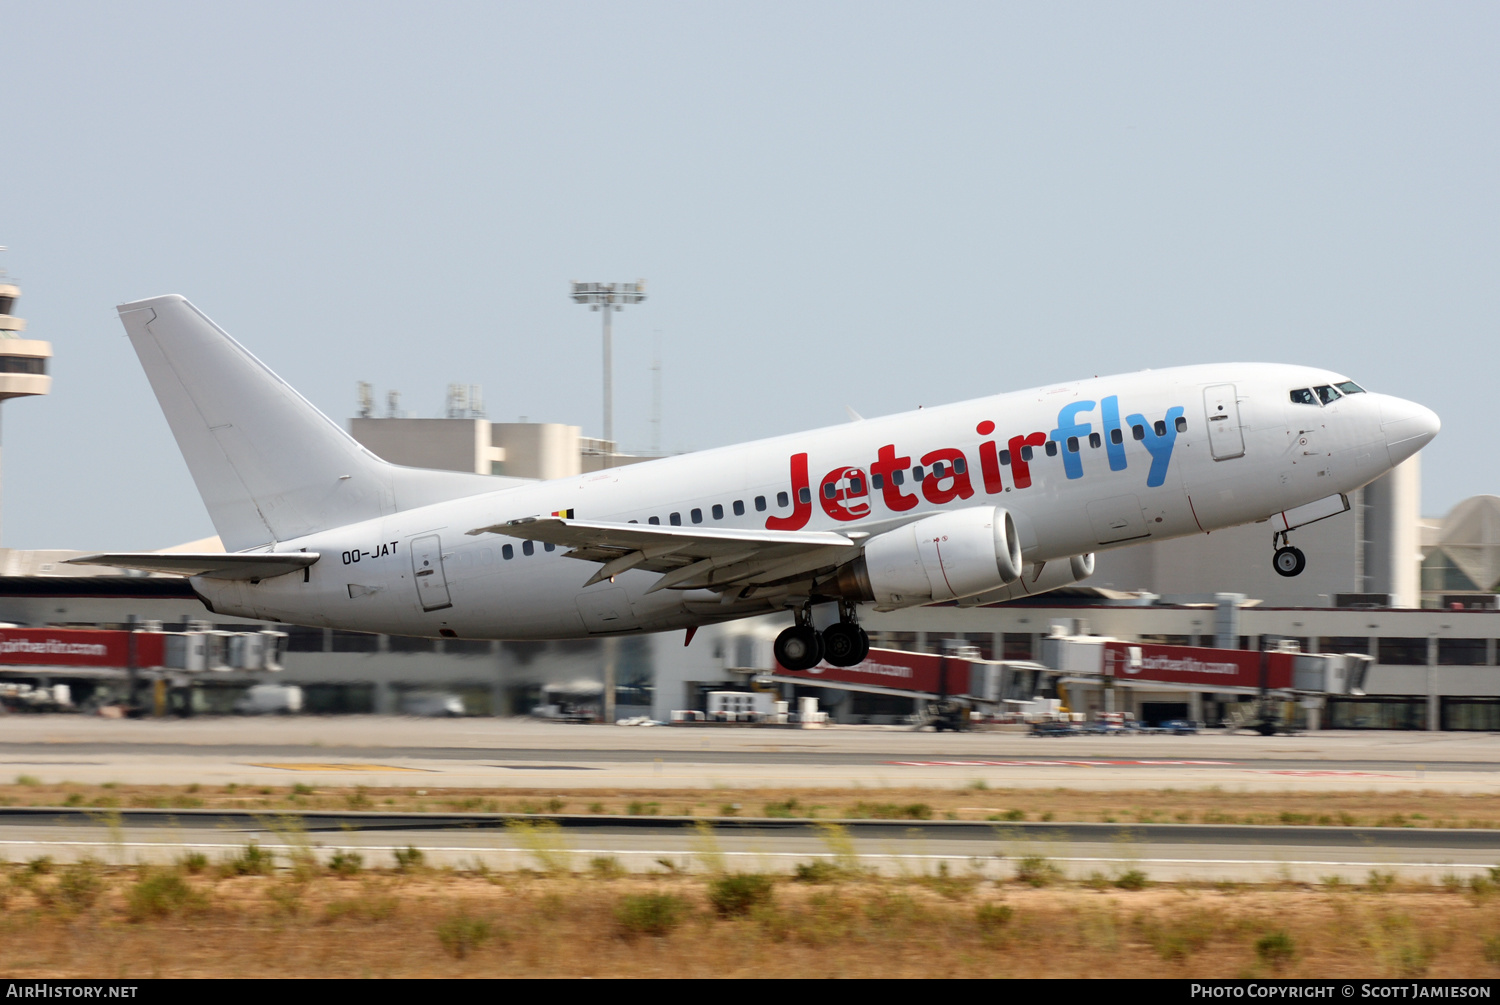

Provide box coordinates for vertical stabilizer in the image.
[118,295,514,551]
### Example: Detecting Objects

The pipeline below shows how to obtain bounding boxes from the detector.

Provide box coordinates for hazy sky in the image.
[1,2,1494,550]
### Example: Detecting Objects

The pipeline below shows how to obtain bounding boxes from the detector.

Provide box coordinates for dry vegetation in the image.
[2,851,1500,978]
[5,778,1499,829]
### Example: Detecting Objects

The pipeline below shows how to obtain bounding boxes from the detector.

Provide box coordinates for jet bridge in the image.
[744,634,1372,731]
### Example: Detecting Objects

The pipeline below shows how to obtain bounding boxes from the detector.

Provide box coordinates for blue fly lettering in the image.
[1100,395,1128,472]
[1051,400,1096,481]
[1126,406,1185,488]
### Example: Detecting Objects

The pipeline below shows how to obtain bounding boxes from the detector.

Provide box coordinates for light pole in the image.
[570,280,646,469]
[569,280,645,726]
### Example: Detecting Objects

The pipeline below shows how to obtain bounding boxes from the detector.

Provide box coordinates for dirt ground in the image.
[2,855,1499,979]
[5,779,1498,828]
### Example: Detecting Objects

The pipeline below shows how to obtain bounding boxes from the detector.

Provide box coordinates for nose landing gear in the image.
[1272,530,1306,578]
[773,601,870,672]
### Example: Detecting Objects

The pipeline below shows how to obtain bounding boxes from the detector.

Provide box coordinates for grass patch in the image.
[436,912,492,959]
[1015,855,1062,888]
[127,869,202,921]
[707,874,775,917]
[328,850,363,878]
[614,892,689,939]
[219,841,274,878]
[1256,929,1296,969]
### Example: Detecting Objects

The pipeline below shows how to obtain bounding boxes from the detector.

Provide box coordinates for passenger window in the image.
[1336,381,1365,395]
[1132,425,1145,440]
[1044,441,1058,457]
[1315,384,1342,405]
[892,469,905,486]
[1066,436,1079,453]
[670,512,682,526]
[755,496,767,512]
[1088,432,1101,448]
[1154,420,1166,437]
[871,473,884,490]
[1020,445,1033,462]
[733,500,745,516]
[999,449,1011,465]
[850,476,863,493]
[648,516,660,525]
[777,491,788,508]
[1290,388,1317,405]
[953,457,966,474]
[1175,416,1187,433]
[712,504,724,520]
[522,541,534,556]
[544,542,555,552]
[823,483,836,499]
[1110,428,1123,445]
[691,508,703,524]
[798,487,811,504]
[502,544,513,560]
[932,462,946,478]
[913,466,925,481]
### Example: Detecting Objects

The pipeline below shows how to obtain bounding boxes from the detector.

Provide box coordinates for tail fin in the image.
[118,295,515,552]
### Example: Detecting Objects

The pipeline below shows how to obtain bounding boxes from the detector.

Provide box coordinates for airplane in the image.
[74,295,1440,672]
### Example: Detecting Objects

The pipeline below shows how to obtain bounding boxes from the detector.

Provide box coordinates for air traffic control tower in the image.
[0,272,52,542]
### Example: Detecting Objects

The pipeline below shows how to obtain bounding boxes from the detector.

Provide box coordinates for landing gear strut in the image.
[773,601,869,672]
[1272,530,1306,579]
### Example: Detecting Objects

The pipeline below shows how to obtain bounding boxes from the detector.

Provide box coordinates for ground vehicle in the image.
[232,684,303,715]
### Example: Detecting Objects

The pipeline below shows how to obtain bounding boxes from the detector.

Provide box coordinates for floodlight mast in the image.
[570,280,646,470]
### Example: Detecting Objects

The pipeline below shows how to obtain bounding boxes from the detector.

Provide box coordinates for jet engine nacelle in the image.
[958,552,1096,606]
[837,506,1023,611]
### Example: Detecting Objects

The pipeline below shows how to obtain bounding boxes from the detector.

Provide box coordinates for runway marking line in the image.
[883,759,1236,768]
[243,762,433,773]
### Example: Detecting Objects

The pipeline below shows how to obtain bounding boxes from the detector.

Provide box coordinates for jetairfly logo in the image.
[767,395,1186,531]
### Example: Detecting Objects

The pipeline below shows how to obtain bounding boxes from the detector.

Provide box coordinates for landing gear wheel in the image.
[775,625,824,672]
[1273,546,1306,578]
[822,623,868,667]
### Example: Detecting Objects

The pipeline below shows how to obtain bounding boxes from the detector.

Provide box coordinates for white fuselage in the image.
[191,362,1428,639]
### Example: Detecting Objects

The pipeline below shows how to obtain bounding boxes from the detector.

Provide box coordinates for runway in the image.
[1,716,1498,792]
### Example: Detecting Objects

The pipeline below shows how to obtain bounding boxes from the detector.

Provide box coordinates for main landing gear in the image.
[1272,530,1306,578]
[774,601,870,672]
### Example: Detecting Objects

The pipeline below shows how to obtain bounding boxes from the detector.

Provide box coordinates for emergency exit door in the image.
[411,535,452,612]
[1203,384,1245,460]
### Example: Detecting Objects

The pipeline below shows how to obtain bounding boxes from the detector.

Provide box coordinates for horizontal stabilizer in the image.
[66,552,320,581]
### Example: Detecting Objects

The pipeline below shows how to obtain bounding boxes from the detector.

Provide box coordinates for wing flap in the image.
[66,552,320,581]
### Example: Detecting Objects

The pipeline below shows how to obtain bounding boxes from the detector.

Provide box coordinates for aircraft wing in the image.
[468,517,859,595]
[65,552,320,581]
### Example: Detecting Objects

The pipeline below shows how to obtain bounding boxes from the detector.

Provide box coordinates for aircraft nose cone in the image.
[1380,395,1440,466]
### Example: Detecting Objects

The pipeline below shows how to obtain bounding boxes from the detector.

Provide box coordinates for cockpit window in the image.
[1290,388,1317,405]
[1335,381,1365,395]
[1314,384,1342,405]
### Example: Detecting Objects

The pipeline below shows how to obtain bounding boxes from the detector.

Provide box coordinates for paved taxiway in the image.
[1,717,1498,793]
